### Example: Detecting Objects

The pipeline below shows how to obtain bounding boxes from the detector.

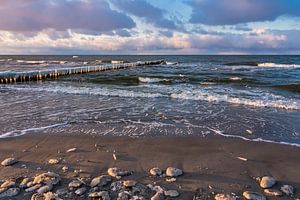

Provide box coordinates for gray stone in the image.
[90,175,112,187]
[75,187,87,196]
[37,184,53,194]
[166,167,183,177]
[25,184,42,193]
[68,180,82,188]
[20,178,31,188]
[264,189,282,197]
[243,191,266,200]
[108,167,131,178]
[0,187,19,198]
[259,176,276,188]
[88,191,110,200]
[280,184,294,196]
[164,190,179,197]
[151,192,165,200]
[1,158,18,166]
[150,168,162,176]
[123,180,137,187]
[110,181,123,192]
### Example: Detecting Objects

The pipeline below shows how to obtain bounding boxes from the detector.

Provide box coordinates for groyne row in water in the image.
[0,60,164,84]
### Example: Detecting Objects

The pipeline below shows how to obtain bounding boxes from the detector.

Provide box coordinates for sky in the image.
[0,0,300,55]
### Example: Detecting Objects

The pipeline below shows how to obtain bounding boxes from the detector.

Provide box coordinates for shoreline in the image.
[0,133,299,199]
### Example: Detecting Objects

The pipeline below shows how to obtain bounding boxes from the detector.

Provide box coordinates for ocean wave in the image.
[258,63,300,68]
[171,90,300,110]
[273,84,300,93]
[138,77,169,83]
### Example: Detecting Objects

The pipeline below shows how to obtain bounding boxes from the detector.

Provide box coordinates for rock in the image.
[68,180,82,188]
[31,193,44,200]
[0,180,15,188]
[215,193,237,200]
[110,181,123,192]
[48,159,59,164]
[25,184,42,192]
[123,180,137,187]
[108,167,131,178]
[165,178,176,182]
[33,172,60,185]
[90,175,112,187]
[1,158,18,166]
[0,187,19,197]
[281,184,294,196]
[150,168,162,176]
[43,192,61,200]
[151,192,165,200]
[55,188,68,196]
[164,190,179,197]
[37,184,53,194]
[118,191,130,200]
[264,189,282,196]
[166,167,183,177]
[75,187,87,196]
[20,178,31,188]
[88,191,110,200]
[243,191,266,200]
[259,176,276,188]
[148,185,165,193]
[62,166,68,172]
[66,148,77,153]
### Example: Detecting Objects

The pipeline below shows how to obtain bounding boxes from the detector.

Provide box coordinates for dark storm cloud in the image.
[188,0,300,25]
[0,0,136,32]
[110,0,177,29]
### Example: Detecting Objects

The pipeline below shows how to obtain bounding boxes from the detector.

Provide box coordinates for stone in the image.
[0,180,15,188]
[66,148,77,153]
[55,188,68,196]
[75,187,87,196]
[33,172,60,185]
[166,167,183,177]
[264,189,282,196]
[110,181,123,192]
[151,192,165,200]
[1,158,18,166]
[259,176,276,188]
[48,159,59,164]
[164,190,179,197]
[43,192,61,200]
[31,193,44,200]
[150,168,162,176]
[20,178,31,188]
[118,191,130,200]
[123,180,137,187]
[243,191,266,200]
[68,180,82,188]
[88,191,110,200]
[90,175,112,187]
[280,184,294,196]
[165,178,176,182]
[25,184,42,193]
[108,167,131,178]
[0,187,19,197]
[62,166,68,172]
[37,184,53,194]
[215,193,237,200]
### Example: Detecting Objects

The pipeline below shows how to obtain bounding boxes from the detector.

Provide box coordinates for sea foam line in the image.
[207,127,300,148]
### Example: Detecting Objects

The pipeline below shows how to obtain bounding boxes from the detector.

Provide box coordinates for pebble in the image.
[43,192,60,200]
[243,191,266,200]
[1,158,18,166]
[215,193,237,200]
[150,167,162,176]
[48,159,59,164]
[166,177,176,182]
[151,192,165,200]
[25,184,42,192]
[264,189,282,197]
[20,178,31,188]
[164,190,179,197]
[31,193,44,200]
[66,148,77,153]
[0,187,19,197]
[123,180,137,187]
[0,180,15,188]
[280,184,294,196]
[110,181,123,192]
[108,167,131,178]
[259,176,276,188]
[68,180,82,188]
[75,187,87,196]
[88,191,110,200]
[90,175,112,187]
[166,167,183,177]
[62,166,68,172]
[37,184,53,194]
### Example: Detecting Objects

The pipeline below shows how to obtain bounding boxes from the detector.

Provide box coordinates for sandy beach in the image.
[0,134,299,199]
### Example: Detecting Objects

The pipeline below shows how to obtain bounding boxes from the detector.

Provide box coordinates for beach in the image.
[0,133,299,199]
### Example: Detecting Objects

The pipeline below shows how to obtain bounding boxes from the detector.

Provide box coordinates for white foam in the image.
[229,77,242,81]
[0,123,67,138]
[171,90,300,110]
[16,60,46,64]
[208,127,300,148]
[258,63,300,68]
[138,77,168,83]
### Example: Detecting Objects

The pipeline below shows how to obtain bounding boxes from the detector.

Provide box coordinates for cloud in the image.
[0,0,135,32]
[188,0,300,25]
[110,0,177,29]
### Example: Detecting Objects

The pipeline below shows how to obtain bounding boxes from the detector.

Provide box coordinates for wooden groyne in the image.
[0,60,164,84]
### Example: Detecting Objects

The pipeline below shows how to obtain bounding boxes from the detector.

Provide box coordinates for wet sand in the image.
[0,133,299,199]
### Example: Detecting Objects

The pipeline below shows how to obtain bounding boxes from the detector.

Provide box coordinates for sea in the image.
[0,55,299,146]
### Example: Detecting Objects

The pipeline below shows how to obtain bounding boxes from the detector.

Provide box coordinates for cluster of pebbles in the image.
[1,157,299,200]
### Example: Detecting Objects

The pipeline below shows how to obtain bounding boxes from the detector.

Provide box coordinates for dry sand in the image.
[0,133,299,199]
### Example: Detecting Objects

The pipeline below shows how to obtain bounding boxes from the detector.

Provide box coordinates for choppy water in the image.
[0,55,299,146]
